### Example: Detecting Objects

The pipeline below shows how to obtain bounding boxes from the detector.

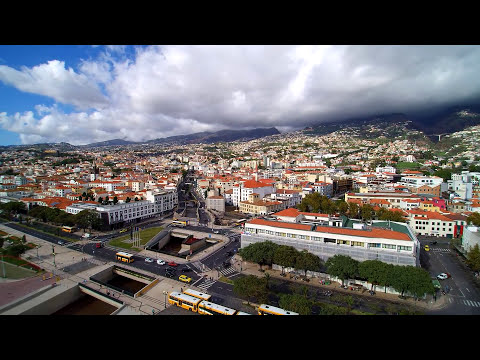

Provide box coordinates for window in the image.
[351,241,364,247]
[382,244,396,249]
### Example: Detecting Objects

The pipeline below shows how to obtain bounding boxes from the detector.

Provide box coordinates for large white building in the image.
[241,210,420,267]
[66,189,178,228]
[405,209,456,238]
[447,171,476,200]
[462,226,480,252]
[232,180,274,207]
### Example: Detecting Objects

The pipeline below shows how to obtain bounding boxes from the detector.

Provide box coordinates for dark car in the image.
[222,261,231,268]
[181,268,192,272]
[430,241,438,245]
[226,251,234,257]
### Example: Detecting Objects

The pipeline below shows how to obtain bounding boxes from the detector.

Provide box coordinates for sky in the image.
[1,45,480,146]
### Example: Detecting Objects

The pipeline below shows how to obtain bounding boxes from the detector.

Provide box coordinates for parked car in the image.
[226,251,234,257]
[430,241,438,245]
[57,240,65,245]
[165,271,175,278]
[179,275,192,283]
[157,259,166,265]
[119,228,128,233]
[181,267,192,272]
[145,258,154,263]
[168,261,178,267]
[222,261,231,268]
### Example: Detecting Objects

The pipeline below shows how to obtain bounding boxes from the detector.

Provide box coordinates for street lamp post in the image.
[52,245,56,267]
[163,291,168,309]
[1,253,6,278]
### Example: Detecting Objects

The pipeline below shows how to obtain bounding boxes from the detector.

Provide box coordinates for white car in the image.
[437,273,448,280]
[145,258,154,263]
[157,259,166,265]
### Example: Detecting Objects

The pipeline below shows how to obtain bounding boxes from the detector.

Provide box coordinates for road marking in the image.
[466,288,470,292]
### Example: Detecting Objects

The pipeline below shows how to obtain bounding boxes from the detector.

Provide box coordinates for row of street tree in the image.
[238,241,435,301]
[0,202,102,232]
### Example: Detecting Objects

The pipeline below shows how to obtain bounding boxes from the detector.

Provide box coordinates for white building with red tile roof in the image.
[231,179,274,207]
[242,217,419,266]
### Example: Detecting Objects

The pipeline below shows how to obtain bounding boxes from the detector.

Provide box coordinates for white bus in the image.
[197,301,237,315]
[182,288,212,301]
[168,292,202,312]
[258,304,299,315]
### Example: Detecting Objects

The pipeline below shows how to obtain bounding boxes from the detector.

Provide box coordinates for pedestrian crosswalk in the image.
[450,297,480,308]
[461,299,480,307]
[219,266,237,277]
[191,261,210,273]
[195,278,216,291]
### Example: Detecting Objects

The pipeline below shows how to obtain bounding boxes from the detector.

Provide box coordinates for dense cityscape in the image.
[1,45,480,316]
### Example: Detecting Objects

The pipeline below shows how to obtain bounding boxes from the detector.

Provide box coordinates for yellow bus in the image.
[234,219,247,226]
[116,252,135,263]
[258,304,299,315]
[62,225,76,233]
[183,288,212,301]
[168,292,202,312]
[236,311,252,315]
[197,301,237,315]
[171,220,187,227]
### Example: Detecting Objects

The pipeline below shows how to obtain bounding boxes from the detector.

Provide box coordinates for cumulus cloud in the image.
[0,60,108,110]
[1,45,480,144]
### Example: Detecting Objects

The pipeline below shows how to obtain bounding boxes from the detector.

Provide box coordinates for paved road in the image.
[418,235,480,314]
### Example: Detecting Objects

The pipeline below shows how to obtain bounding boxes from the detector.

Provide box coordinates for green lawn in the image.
[396,162,421,169]
[109,226,163,251]
[0,261,37,279]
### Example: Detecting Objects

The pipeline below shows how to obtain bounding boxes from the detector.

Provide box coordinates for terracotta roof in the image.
[315,226,411,241]
[407,210,454,221]
[273,208,301,217]
[247,218,312,231]
[242,180,272,188]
